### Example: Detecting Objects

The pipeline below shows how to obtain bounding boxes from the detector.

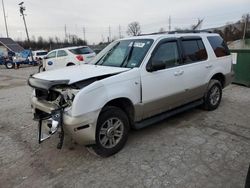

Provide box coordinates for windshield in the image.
[93,39,153,68]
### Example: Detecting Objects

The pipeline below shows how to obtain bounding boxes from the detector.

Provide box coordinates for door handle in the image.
[206,65,213,68]
[174,70,184,76]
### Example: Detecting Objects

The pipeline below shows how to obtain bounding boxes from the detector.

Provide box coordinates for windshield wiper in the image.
[121,42,135,67]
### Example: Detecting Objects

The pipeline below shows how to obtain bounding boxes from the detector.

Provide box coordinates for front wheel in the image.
[90,106,129,157]
[5,61,14,69]
[202,79,222,111]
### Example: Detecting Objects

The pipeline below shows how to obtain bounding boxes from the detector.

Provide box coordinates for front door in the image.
[141,39,186,119]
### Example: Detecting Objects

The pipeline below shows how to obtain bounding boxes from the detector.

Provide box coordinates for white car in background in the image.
[43,46,96,71]
[33,50,48,60]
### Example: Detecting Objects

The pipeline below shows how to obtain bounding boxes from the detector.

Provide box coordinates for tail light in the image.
[76,55,84,61]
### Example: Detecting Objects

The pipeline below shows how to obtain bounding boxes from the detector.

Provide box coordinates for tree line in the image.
[17,34,87,51]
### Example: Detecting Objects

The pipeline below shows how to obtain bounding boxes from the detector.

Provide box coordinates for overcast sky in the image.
[0,0,249,44]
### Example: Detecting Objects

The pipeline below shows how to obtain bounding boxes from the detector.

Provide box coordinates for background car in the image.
[33,50,48,60]
[43,46,96,71]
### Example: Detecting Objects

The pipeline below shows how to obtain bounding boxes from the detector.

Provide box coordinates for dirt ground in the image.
[0,66,249,188]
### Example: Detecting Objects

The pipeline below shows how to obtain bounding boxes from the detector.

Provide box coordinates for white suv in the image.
[43,46,96,71]
[28,32,233,157]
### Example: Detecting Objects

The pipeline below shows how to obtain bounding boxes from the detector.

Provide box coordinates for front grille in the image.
[35,89,60,101]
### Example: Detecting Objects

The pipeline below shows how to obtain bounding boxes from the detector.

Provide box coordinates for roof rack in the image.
[139,30,212,36]
[168,30,212,34]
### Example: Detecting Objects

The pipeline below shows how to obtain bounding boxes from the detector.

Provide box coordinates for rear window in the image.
[207,36,230,57]
[182,39,208,63]
[36,52,47,56]
[69,47,94,55]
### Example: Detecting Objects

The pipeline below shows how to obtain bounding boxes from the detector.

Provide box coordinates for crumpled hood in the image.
[33,64,130,84]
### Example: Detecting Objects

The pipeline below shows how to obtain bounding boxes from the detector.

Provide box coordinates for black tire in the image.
[203,79,222,111]
[91,106,129,157]
[5,61,13,69]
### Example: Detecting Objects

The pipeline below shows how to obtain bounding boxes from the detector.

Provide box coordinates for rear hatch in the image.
[69,47,96,63]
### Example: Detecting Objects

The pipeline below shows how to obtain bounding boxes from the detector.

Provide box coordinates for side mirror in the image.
[43,56,48,60]
[146,59,165,72]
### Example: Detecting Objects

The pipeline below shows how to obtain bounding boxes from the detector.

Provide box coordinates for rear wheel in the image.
[203,79,222,111]
[5,61,13,69]
[90,106,129,157]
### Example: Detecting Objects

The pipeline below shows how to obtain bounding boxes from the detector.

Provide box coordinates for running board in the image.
[134,99,203,129]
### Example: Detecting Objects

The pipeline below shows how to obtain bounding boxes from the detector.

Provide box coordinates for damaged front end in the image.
[28,76,79,149]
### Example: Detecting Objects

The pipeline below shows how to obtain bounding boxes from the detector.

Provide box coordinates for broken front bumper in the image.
[31,96,99,147]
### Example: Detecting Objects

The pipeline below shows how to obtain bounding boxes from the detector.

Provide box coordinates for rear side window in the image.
[36,52,47,56]
[182,39,208,63]
[69,47,94,55]
[207,36,230,57]
[57,50,68,57]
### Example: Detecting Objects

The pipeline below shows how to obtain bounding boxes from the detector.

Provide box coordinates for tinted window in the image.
[57,50,68,57]
[69,47,94,55]
[36,52,47,56]
[152,41,180,68]
[182,39,207,63]
[207,36,230,57]
[46,51,56,59]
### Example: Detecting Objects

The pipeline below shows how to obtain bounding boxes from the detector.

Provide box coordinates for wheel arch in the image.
[102,97,135,128]
[66,62,75,66]
[210,73,225,88]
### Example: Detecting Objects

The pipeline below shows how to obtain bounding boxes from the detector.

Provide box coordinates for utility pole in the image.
[118,25,122,39]
[64,24,67,41]
[108,26,111,42]
[19,2,34,62]
[243,14,249,40]
[83,27,86,42]
[168,16,171,32]
[2,0,9,37]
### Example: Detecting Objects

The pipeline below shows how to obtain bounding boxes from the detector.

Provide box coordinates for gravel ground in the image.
[0,66,249,188]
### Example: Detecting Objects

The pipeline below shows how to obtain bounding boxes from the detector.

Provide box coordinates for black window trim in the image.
[146,37,184,71]
[180,36,208,65]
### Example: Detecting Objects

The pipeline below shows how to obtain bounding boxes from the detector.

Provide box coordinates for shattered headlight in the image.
[53,87,79,106]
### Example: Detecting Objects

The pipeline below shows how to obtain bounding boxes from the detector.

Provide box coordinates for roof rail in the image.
[168,30,212,34]
[139,31,168,36]
[139,30,212,36]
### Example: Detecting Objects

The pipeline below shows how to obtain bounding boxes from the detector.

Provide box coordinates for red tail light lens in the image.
[76,55,84,61]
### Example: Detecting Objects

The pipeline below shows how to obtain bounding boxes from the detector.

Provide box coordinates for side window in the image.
[46,51,56,59]
[207,36,230,57]
[182,39,208,63]
[57,50,68,57]
[151,41,180,69]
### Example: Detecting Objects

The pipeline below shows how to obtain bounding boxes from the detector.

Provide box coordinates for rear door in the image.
[55,50,68,68]
[179,37,209,102]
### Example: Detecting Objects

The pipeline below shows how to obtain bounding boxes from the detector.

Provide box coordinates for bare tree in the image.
[159,27,166,33]
[191,18,204,30]
[127,21,141,36]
